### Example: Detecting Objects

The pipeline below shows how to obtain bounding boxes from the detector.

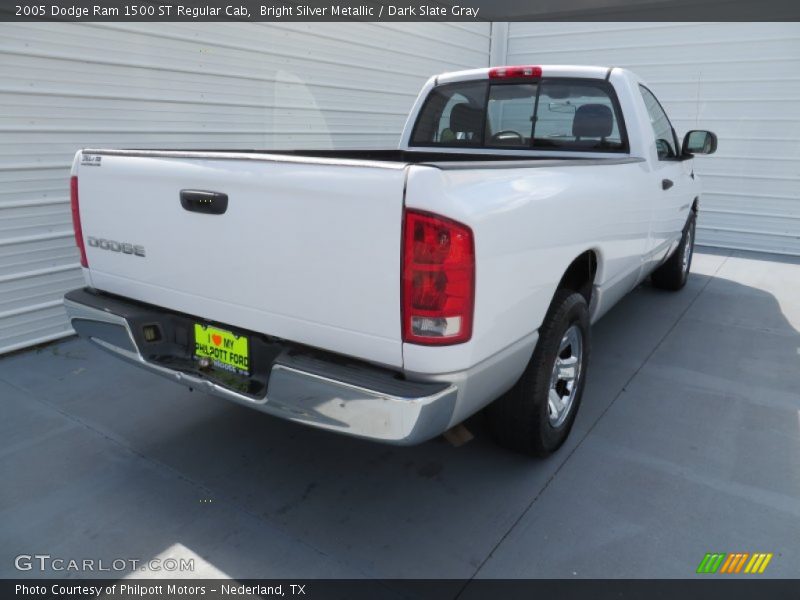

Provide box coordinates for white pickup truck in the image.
[63,65,717,456]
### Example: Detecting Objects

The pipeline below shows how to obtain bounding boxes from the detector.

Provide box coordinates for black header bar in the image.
[2,0,799,21]
[4,579,800,600]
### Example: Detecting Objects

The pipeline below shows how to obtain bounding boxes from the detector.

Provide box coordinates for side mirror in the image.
[682,130,717,155]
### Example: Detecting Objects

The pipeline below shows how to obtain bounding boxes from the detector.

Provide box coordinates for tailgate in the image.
[74,150,407,368]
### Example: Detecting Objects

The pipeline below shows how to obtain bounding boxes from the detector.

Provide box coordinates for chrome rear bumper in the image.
[63,288,457,445]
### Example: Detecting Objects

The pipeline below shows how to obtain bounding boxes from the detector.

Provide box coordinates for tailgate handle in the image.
[180,190,228,215]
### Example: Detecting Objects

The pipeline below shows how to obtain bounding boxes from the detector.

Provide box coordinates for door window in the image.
[639,85,678,159]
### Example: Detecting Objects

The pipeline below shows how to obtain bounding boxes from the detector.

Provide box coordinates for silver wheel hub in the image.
[548,324,583,427]
[682,222,694,274]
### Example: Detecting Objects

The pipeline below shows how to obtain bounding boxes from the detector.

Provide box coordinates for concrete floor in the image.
[1,248,798,580]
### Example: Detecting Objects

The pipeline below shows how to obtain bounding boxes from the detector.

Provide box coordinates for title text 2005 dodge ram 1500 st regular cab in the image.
[63,65,717,456]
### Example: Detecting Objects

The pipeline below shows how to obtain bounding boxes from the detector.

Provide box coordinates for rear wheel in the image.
[486,290,590,457]
[651,212,696,291]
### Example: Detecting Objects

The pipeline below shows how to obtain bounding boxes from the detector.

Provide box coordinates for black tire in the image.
[651,212,696,291]
[486,290,590,457]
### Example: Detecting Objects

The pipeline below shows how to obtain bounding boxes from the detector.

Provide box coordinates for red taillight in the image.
[402,209,474,345]
[489,65,542,80]
[70,175,88,267]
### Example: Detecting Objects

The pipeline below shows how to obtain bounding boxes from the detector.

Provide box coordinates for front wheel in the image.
[651,212,696,291]
[486,290,590,457]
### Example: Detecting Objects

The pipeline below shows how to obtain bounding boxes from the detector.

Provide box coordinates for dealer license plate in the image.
[194,324,250,376]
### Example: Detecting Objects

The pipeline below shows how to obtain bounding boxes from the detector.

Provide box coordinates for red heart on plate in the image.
[211,334,222,346]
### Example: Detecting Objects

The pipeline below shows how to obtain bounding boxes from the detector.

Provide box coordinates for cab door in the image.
[639,85,694,268]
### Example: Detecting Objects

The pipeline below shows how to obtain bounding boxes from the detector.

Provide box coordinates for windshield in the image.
[410,78,628,152]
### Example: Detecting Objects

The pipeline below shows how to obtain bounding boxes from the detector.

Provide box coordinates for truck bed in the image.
[72,146,641,371]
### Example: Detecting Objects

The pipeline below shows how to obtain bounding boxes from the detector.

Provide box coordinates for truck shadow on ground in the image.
[2,255,799,578]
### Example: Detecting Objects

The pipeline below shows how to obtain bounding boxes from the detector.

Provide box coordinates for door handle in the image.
[662,179,674,191]
[180,190,228,215]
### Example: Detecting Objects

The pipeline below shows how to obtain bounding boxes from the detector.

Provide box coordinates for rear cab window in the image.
[410,78,628,152]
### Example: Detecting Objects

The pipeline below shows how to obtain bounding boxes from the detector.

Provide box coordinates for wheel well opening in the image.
[557,251,598,304]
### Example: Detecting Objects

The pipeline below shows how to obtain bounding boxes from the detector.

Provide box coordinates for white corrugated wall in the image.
[3,21,799,355]
[0,22,491,354]
[497,22,800,255]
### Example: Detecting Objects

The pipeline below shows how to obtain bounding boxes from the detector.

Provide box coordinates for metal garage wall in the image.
[0,22,490,354]
[497,23,800,255]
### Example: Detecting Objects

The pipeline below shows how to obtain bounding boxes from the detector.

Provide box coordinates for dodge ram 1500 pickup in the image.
[63,65,717,456]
